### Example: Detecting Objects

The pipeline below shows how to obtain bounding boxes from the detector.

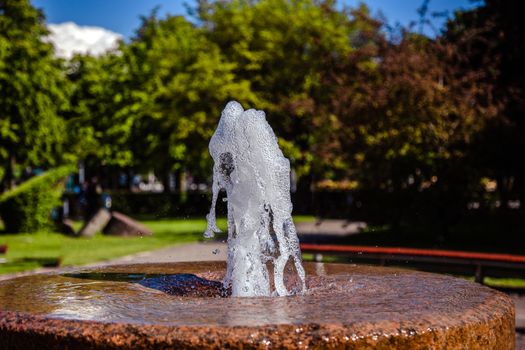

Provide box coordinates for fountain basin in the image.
[0,261,515,349]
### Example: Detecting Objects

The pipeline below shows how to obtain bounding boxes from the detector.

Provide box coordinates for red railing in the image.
[301,243,525,263]
[300,243,525,283]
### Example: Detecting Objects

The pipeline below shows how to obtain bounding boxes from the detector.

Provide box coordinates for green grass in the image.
[0,216,315,275]
[291,215,316,223]
[483,277,525,289]
[0,218,225,274]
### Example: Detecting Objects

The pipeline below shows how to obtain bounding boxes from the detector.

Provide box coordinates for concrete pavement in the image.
[92,241,228,266]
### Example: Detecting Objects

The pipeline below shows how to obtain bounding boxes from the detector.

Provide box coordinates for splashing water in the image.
[204,101,306,297]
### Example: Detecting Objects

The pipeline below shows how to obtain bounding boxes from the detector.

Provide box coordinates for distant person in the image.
[84,177,102,221]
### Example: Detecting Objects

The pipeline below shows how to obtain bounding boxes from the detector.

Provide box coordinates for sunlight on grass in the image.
[0,218,226,274]
[483,277,525,289]
[293,215,316,223]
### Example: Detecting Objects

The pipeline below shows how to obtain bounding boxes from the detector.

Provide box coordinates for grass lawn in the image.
[0,216,315,275]
[483,277,525,289]
[0,218,222,274]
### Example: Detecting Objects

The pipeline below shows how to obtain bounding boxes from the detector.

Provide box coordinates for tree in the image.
[123,14,257,187]
[66,52,135,169]
[197,0,364,182]
[318,26,495,227]
[0,0,71,189]
[444,0,525,205]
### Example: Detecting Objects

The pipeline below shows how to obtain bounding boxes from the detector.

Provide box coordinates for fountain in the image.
[0,102,516,349]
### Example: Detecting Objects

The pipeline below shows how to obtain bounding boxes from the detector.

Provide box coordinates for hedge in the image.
[0,165,74,233]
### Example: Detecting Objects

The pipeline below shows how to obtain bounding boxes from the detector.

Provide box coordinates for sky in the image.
[31,0,481,58]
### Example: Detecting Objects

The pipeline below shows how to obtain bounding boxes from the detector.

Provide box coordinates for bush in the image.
[0,165,74,233]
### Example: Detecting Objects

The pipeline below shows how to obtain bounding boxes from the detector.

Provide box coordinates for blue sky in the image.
[31,0,481,39]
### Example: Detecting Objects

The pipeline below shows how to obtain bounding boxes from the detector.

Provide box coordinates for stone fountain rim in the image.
[0,261,516,350]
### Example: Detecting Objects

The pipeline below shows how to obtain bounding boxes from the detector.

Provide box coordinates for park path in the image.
[90,241,228,266]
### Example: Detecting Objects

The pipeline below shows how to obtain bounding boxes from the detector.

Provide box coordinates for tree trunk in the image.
[496,174,510,210]
[179,169,188,194]
[162,170,171,193]
[4,154,16,190]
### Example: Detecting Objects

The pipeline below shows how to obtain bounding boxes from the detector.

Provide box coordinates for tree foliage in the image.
[444,0,525,205]
[66,53,134,167]
[0,0,70,188]
[125,14,257,179]
[0,165,74,232]
[1,0,523,226]
[197,0,369,178]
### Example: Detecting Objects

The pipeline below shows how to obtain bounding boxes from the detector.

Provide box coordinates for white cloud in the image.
[46,22,122,59]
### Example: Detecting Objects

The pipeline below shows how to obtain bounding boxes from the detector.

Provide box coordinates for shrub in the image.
[0,165,75,233]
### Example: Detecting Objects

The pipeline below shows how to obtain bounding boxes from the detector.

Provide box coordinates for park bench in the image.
[300,243,525,284]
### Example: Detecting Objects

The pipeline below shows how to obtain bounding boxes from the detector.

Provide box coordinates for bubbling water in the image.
[204,101,306,297]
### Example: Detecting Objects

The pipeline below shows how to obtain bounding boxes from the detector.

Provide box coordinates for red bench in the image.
[300,243,525,284]
[0,245,6,254]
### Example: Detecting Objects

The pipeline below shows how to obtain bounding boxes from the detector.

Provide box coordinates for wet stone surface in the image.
[0,262,516,349]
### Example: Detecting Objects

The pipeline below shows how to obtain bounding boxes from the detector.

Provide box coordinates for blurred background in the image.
[0,0,523,288]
